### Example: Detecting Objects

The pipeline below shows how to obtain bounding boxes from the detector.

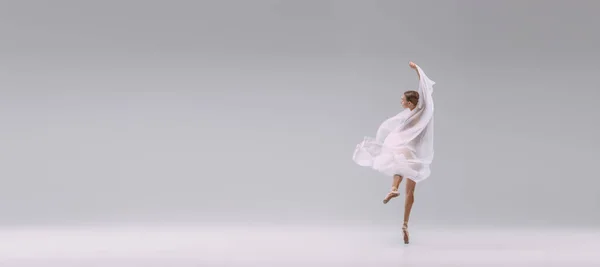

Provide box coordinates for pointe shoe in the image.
[382,190,399,204]
[402,222,410,244]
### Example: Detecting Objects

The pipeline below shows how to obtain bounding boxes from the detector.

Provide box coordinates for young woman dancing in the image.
[352,61,436,244]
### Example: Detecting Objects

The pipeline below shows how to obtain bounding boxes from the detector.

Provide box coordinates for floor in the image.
[0,224,598,266]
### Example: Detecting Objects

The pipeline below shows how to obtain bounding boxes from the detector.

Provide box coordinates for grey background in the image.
[0,0,598,227]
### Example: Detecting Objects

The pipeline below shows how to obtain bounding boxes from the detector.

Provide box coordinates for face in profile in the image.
[402,90,419,110]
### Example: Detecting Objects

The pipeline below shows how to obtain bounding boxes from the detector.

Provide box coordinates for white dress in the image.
[352,65,436,183]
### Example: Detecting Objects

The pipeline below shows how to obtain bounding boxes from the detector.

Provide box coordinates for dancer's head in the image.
[402,90,419,110]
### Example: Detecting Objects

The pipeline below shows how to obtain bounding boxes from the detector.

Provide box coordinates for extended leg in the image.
[383,175,403,204]
[402,178,417,244]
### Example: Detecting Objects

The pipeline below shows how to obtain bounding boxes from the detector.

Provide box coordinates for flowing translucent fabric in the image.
[352,65,436,182]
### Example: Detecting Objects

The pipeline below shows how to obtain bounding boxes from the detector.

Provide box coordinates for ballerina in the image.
[352,61,436,244]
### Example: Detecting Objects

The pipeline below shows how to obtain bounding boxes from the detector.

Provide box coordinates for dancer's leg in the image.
[402,178,417,244]
[383,175,403,204]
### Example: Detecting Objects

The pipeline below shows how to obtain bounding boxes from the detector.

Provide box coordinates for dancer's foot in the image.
[402,222,410,244]
[382,190,399,204]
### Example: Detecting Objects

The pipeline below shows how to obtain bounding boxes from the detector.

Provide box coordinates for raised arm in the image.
[408,61,436,110]
[409,61,420,80]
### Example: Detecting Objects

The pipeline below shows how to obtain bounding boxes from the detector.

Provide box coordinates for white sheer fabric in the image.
[352,65,436,183]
